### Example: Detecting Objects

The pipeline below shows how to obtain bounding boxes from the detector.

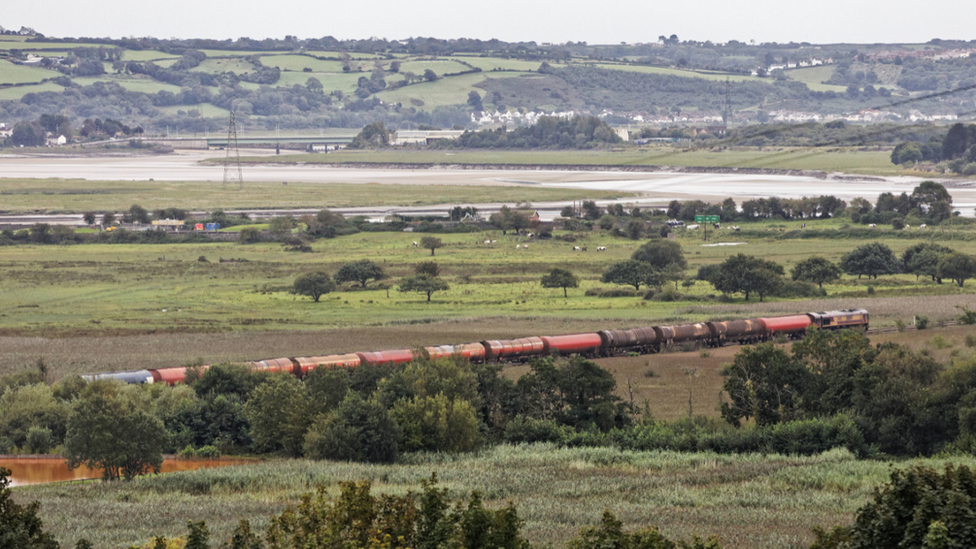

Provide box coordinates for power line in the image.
[223,110,243,190]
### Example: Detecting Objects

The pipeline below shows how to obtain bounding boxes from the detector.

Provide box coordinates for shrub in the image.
[195,445,220,458]
[178,445,197,458]
[959,307,976,325]
[930,335,951,349]
[916,315,930,329]
[651,290,682,301]
[894,319,906,332]
[777,280,824,298]
[504,416,573,444]
[25,426,53,454]
[867,285,875,294]
[966,334,976,348]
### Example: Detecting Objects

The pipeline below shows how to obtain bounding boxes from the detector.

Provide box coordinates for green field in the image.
[785,65,847,92]
[252,147,905,176]
[2,220,975,344]
[376,71,535,109]
[0,81,64,100]
[119,50,181,62]
[190,57,254,75]
[16,445,976,549]
[394,59,471,77]
[262,54,346,73]
[455,56,548,72]
[0,179,631,213]
[592,63,767,83]
[0,59,61,84]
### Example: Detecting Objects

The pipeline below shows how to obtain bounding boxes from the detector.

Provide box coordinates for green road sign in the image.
[706,215,720,223]
[694,215,705,223]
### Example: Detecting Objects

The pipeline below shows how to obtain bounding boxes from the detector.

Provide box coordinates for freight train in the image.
[82,309,869,386]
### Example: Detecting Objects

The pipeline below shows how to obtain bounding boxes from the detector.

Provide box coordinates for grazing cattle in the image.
[528,233,534,238]
[573,246,581,251]
[732,226,741,232]
[801,223,806,228]
[581,247,587,252]
[484,239,491,245]
[516,244,521,250]
[919,224,927,229]
[906,225,911,229]
[713,223,721,229]
[686,224,699,230]
[491,240,497,244]
[597,246,607,252]
[412,241,418,247]
[523,244,528,249]
[868,224,876,228]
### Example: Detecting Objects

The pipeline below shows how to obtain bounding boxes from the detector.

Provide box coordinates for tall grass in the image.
[16,444,976,549]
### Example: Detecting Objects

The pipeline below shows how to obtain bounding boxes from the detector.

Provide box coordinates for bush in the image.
[25,426,53,454]
[866,285,875,294]
[966,334,976,348]
[651,289,682,302]
[195,445,220,458]
[584,287,638,298]
[504,416,573,444]
[238,227,260,243]
[916,315,930,329]
[178,445,197,458]
[777,280,824,298]
[894,319,906,332]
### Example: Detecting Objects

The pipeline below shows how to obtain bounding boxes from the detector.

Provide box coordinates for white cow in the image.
[573,246,581,251]
[516,244,521,250]
[686,224,700,230]
[597,246,607,252]
[412,241,418,247]
[919,224,927,229]
[868,224,876,228]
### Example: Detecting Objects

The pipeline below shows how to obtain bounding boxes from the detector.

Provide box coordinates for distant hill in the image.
[0,32,974,134]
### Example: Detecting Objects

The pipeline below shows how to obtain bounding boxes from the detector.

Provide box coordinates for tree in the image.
[420,236,443,256]
[82,212,96,225]
[125,204,151,224]
[0,467,59,549]
[389,60,401,73]
[399,274,449,301]
[708,254,785,301]
[842,242,901,279]
[625,219,644,240]
[9,121,45,147]
[305,76,323,93]
[392,394,481,453]
[601,260,656,291]
[791,256,842,288]
[937,253,976,288]
[721,343,809,427]
[903,242,953,282]
[541,268,579,297]
[467,91,484,111]
[659,262,686,291]
[349,121,393,148]
[293,271,336,302]
[64,380,168,481]
[334,259,387,288]
[303,392,400,463]
[581,201,602,220]
[423,69,438,81]
[242,375,311,457]
[415,261,441,277]
[631,240,687,270]
[814,465,976,549]
[101,212,115,227]
[268,216,295,235]
[598,214,616,231]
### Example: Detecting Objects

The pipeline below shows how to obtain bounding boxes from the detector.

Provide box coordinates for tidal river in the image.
[0,456,252,486]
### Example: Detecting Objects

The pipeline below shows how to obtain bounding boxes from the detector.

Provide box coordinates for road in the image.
[2,149,974,222]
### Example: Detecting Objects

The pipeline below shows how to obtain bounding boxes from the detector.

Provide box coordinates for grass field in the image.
[252,147,905,176]
[0,81,65,100]
[15,444,976,549]
[190,58,255,75]
[2,222,976,347]
[785,66,849,93]
[375,72,535,109]
[591,63,768,84]
[0,179,632,213]
[262,55,346,73]
[119,50,181,62]
[454,56,548,72]
[0,59,61,85]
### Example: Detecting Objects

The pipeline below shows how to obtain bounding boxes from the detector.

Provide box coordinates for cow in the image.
[597,246,607,252]
[484,239,491,245]
[919,224,927,229]
[686,224,699,230]
[412,241,418,247]
[581,247,587,252]
[516,244,521,250]
[868,224,876,228]
[573,246,581,251]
